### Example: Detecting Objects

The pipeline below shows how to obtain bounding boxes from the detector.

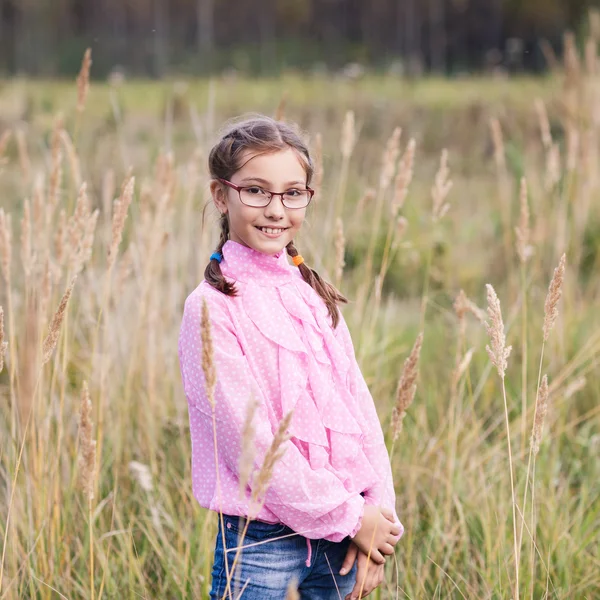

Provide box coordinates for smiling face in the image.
[211,148,309,256]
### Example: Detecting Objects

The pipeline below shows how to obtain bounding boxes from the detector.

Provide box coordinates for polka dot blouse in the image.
[178,240,404,543]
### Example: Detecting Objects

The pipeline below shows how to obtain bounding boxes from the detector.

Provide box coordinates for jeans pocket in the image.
[224,515,289,541]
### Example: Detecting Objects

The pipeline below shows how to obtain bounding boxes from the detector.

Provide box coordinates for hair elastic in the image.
[292,255,304,267]
[210,252,223,263]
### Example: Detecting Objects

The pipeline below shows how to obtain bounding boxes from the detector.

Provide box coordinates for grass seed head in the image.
[543,253,566,342]
[484,284,512,379]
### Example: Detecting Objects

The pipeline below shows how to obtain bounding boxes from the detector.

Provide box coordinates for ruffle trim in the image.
[241,277,381,492]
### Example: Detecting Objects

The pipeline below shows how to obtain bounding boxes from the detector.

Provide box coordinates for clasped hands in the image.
[339,505,401,600]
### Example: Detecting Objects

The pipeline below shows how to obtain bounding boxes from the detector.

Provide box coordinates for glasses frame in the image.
[217,178,314,210]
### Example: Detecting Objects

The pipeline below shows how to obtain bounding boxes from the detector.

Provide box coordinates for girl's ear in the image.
[210,180,228,214]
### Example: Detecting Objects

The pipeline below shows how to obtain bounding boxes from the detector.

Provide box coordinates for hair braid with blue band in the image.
[210,252,223,263]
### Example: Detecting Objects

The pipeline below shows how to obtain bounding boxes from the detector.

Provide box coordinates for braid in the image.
[204,213,238,296]
[286,240,347,328]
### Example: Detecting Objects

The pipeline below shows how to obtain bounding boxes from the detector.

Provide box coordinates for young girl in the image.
[178,115,403,600]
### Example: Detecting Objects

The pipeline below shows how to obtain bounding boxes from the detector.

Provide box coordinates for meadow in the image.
[0,43,599,599]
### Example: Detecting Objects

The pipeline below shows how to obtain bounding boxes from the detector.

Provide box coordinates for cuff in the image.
[348,500,365,539]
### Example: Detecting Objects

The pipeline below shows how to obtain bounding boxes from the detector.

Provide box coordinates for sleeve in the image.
[178,289,366,542]
[334,311,404,543]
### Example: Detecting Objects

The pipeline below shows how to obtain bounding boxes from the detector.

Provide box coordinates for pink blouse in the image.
[178,240,404,554]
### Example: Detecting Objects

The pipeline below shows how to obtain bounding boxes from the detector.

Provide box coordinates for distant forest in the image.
[0,0,597,77]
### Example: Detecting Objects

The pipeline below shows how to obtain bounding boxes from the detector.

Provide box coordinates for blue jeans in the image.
[210,514,358,599]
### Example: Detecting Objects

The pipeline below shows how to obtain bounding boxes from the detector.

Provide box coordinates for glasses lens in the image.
[240,186,271,207]
[282,190,311,209]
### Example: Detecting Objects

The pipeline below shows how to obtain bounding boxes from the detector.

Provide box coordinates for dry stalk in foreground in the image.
[515,177,532,264]
[531,375,549,455]
[340,110,356,159]
[77,48,92,113]
[0,208,12,284]
[238,393,259,500]
[431,149,452,221]
[42,275,77,364]
[379,127,402,191]
[543,253,566,342]
[200,299,217,409]
[484,283,518,599]
[391,138,416,217]
[334,217,346,285]
[312,132,323,200]
[250,410,294,511]
[285,578,300,600]
[391,332,424,441]
[0,305,6,372]
[78,381,97,501]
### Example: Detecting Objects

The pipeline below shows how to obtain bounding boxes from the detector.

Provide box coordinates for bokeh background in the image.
[1,1,599,599]
[0,0,599,77]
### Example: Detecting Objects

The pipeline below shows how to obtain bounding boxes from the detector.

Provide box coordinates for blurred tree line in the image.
[0,0,597,77]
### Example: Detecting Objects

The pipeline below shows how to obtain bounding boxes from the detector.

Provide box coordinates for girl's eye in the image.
[247,186,267,195]
[284,189,301,197]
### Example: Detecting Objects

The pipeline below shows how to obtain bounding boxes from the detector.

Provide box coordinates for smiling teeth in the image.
[259,227,286,234]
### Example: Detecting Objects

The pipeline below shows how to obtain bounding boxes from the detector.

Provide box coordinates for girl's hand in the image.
[341,544,385,600]
[350,505,400,564]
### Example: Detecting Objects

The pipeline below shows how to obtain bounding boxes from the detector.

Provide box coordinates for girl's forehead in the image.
[236,148,308,178]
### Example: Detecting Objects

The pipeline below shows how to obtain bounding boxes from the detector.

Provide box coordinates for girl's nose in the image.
[264,194,286,218]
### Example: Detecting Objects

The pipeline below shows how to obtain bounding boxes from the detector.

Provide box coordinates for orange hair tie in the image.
[292,255,305,267]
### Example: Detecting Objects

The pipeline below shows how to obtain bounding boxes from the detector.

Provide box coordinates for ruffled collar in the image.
[220,239,296,286]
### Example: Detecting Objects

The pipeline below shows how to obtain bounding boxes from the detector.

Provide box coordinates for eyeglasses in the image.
[218,178,314,209]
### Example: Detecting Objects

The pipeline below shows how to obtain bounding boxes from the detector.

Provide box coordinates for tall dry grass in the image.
[0,23,599,599]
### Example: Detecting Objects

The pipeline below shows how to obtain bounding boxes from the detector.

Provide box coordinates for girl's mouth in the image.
[255,226,289,238]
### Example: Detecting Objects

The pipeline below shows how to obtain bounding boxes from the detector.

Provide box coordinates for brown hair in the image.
[203,115,347,327]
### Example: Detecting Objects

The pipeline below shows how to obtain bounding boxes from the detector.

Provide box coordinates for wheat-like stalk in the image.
[534,98,552,150]
[391,332,424,441]
[340,110,356,159]
[250,410,294,509]
[78,381,97,501]
[334,217,346,285]
[489,117,506,171]
[379,127,402,191]
[238,393,259,500]
[20,198,32,281]
[484,283,518,598]
[107,176,135,270]
[515,177,532,263]
[543,253,566,342]
[312,133,323,200]
[485,284,512,379]
[531,375,549,455]
[285,578,300,600]
[200,299,217,409]
[545,143,561,191]
[356,187,375,216]
[432,148,452,221]
[60,129,82,189]
[15,129,31,183]
[42,275,77,364]
[391,138,416,217]
[77,48,92,114]
[0,305,6,373]
[0,130,11,165]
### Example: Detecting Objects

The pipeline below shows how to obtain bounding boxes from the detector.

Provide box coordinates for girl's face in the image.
[211,148,309,256]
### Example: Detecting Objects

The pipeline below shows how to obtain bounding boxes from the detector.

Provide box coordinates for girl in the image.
[178,115,403,600]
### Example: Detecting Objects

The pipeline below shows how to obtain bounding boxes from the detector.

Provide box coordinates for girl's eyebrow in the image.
[239,177,306,187]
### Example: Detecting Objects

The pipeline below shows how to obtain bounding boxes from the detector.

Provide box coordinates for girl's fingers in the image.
[380,542,395,556]
[346,553,368,600]
[381,507,394,521]
[339,542,358,575]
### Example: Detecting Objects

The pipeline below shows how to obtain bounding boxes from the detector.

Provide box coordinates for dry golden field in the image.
[0,42,599,599]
